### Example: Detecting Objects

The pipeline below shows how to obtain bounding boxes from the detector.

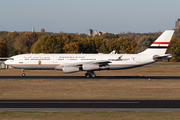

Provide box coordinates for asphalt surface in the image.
[0,76,180,111]
[0,76,180,80]
[0,100,180,111]
[1,108,180,111]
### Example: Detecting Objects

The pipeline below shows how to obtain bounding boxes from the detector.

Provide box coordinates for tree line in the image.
[0,29,180,62]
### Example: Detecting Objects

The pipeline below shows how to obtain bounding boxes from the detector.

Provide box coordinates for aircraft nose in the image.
[4,60,8,65]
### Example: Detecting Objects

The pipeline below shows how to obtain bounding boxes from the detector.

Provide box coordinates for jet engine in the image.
[82,64,99,71]
[63,67,79,73]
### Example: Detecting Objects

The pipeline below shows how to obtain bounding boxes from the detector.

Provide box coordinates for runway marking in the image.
[0,102,139,104]
[0,100,180,108]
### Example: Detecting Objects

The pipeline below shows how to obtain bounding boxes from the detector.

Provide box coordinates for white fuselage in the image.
[5,53,155,71]
[4,30,174,77]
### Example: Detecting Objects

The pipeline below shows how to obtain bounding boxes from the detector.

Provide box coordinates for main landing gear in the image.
[22,69,25,77]
[85,71,96,78]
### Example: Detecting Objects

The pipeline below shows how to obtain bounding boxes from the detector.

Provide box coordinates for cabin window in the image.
[9,58,14,60]
[58,59,64,60]
[81,59,96,60]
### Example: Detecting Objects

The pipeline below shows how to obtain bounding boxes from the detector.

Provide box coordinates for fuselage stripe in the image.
[7,64,138,67]
[153,42,170,44]
[148,46,168,48]
[6,64,60,66]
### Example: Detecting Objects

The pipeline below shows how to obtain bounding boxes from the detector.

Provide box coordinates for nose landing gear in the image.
[22,69,25,77]
[85,71,96,78]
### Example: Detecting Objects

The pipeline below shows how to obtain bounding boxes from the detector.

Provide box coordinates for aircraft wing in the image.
[63,60,111,67]
[92,60,111,64]
[62,55,122,67]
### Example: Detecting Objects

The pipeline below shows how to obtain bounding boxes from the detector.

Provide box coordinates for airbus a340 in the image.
[5,30,174,77]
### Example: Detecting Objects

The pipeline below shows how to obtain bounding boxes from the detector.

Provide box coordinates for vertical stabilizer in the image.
[139,30,174,55]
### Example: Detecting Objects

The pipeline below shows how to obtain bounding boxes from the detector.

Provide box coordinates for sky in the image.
[0,0,179,33]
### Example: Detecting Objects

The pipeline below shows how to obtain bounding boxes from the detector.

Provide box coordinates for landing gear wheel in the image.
[85,73,90,78]
[22,73,25,77]
[21,69,25,77]
[85,71,96,78]
[91,73,96,78]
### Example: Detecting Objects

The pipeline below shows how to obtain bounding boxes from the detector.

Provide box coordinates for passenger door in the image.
[19,57,23,63]
[53,57,57,63]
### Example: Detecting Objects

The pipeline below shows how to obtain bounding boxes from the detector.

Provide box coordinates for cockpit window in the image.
[9,58,14,60]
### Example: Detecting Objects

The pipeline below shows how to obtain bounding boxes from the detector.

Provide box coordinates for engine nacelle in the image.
[63,67,79,73]
[82,64,99,71]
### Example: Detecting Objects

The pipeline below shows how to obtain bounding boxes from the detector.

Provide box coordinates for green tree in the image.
[54,44,62,53]
[78,38,96,53]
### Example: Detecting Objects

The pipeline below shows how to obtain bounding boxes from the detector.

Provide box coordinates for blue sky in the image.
[0,0,179,33]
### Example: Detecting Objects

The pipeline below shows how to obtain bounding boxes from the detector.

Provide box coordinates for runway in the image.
[1,76,180,111]
[1,108,180,111]
[1,76,180,80]
[0,100,180,111]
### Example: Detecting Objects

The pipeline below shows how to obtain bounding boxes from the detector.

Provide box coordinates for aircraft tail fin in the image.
[139,30,174,55]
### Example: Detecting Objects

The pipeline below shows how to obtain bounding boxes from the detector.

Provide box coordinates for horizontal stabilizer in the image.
[153,54,172,61]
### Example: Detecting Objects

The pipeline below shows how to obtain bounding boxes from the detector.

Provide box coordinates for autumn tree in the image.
[96,39,113,53]
[137,35,154,53]
[5,32,19,56]
[31,35,56,53]
[100,33,119,39]
[113,37,138,54]
[13,35,29,54]
[11,32,38,54]
[41,28,45,33]
[63,41,80,53]
[167,38,180,62]
[173,28,180,39]
[0,37,8,57]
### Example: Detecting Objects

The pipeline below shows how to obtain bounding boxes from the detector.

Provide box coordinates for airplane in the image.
[5,30,174,77]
